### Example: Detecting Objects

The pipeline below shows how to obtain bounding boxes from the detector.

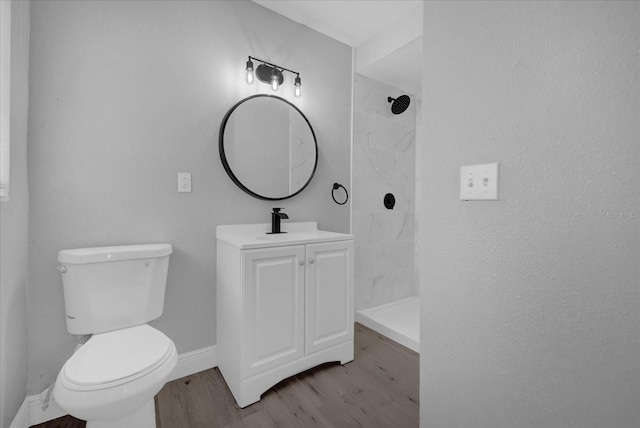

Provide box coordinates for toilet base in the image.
[86,399,155,428]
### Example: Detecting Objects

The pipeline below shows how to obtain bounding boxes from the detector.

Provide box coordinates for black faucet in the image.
[270,208,289,234]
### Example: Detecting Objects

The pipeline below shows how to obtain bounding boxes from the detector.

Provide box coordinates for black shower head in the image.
[387,95,411,115]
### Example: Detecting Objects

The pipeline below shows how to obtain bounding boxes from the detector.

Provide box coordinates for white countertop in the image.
[216,222,353,249]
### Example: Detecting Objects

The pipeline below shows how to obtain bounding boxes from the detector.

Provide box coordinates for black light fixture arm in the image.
[248,56,299,77]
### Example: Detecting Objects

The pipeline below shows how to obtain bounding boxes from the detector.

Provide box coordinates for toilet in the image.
[53,243,178,428]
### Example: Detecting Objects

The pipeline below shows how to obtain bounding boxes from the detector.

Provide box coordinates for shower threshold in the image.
[355,296,419,353]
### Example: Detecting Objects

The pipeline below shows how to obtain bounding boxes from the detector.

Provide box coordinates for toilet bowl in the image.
[52,243,176,428]
[54,324,177,427]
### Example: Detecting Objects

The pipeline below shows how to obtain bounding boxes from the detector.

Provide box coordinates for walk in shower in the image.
[352,74,420,353]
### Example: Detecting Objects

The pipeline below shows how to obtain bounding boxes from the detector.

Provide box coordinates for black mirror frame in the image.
[219,94,318,201]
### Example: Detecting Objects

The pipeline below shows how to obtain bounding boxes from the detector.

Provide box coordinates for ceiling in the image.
[252,0,423,95]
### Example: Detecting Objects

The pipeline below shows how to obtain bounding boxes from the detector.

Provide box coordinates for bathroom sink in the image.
[216,222,353,249]
[255,233,320,242]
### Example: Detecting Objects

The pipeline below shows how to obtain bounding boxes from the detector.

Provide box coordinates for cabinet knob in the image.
[299,260,305,266]
[309,259,315,264]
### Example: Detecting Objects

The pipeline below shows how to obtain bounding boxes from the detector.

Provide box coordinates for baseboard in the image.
[168,345,218,382]
[28,392,67,427]
[9,397,29,428]
[26,345,218,426]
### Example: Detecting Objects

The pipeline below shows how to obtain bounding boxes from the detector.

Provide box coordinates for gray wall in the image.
[419,2,639,427]
[353,74,417,310]
[27,0,351,395]
[0,1,29,425]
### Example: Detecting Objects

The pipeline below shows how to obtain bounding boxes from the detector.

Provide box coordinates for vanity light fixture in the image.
[245,56,302,98]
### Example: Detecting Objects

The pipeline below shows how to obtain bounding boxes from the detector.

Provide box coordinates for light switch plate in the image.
[460,163,499,200]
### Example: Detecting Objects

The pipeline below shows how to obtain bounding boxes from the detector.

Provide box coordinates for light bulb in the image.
[294,76,302,98]
[245,59,254,85]
[271,70,279,91]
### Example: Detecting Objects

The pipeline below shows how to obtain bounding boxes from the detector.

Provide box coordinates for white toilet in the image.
[53,243,178,428]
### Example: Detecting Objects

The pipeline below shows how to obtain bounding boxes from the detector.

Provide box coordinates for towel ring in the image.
[331,183,349,205]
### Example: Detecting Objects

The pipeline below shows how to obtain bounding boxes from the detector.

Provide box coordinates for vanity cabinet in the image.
[216,223,354,408]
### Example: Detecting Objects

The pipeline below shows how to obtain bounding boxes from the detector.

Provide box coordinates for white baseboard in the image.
[28,392,67,426]
[26,345,218,426]
[168,345,218,382]
[9,397,29,428]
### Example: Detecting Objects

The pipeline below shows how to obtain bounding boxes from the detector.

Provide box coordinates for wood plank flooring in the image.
[31,323,418,428]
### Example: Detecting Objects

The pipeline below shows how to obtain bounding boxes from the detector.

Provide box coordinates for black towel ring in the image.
[331,183,349,205]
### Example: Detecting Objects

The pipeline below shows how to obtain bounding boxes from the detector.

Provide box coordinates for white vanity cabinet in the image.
[216,223,354,408]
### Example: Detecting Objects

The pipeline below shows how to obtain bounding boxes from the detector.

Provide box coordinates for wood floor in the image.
[31,323,419,428]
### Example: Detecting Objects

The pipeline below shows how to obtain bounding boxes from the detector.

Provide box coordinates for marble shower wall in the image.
[353,74,417,310]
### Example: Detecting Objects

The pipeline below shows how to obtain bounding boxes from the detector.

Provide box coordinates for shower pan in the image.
[356,296,419,353]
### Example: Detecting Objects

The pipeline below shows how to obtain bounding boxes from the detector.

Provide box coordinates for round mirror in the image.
[219,94,318,200]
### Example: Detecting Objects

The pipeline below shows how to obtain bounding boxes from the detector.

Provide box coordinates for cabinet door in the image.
[242,245,305,377]
[305,240,354,354]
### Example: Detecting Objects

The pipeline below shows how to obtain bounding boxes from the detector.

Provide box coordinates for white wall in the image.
[419,2,639,427]
[352,74,417,310]
[0,0,29,425]
[27,0,352,396]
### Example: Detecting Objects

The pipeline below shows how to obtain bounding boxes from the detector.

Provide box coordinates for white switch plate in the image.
[178,172,192,193]
[460,163,499,200]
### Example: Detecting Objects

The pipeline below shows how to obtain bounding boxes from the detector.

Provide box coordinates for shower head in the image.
[387,95,411,115]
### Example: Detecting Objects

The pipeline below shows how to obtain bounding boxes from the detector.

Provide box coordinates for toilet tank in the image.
[57,244,172,335]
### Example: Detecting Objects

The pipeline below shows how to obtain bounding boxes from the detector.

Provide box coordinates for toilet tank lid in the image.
[58,243,172,264]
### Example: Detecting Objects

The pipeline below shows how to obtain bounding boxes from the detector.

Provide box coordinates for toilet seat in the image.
[59,324,174,392]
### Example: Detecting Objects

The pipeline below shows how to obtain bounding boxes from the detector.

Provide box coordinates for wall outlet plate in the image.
[178,172,192,193]
[460,163,499,201]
